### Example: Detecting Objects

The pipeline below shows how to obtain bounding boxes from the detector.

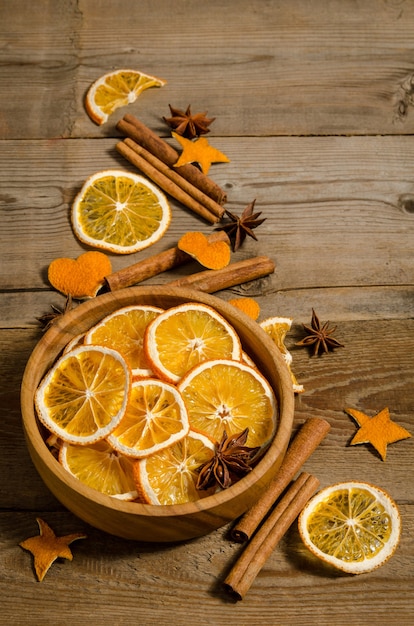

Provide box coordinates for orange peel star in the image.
[19,518,87,581]
[172,132,230,174]
[346,407,412,461]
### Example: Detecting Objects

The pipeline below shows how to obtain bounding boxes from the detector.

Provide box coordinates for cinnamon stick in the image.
[224,472,320,600]
[116,140,220,224]
[231,417,330,542]
[166,256,275,293]
[104,231,230,292]
[117,115,227,205]
[123,137,225,220]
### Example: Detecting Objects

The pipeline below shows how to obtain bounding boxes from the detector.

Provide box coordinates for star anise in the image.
[163,104,215,139]
[196,428,261,490]
[216,200,266,251]
[36,295,74,332]
[295,308,344,356]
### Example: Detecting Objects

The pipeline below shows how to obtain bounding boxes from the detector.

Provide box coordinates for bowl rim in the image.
[21,285,295,519]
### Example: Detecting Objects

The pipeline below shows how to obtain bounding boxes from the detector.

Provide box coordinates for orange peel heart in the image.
[48,251,112,298]
[177,231,230,270]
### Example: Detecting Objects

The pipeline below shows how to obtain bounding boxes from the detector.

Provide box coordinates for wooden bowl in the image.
[21,286,294,542]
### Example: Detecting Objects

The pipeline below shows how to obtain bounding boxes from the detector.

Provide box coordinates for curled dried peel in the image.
[228,297,260,321]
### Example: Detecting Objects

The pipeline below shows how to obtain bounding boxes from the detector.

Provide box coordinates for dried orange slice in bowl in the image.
[178,359,277,448]
[71,170,171,254]
[84,304,164,378]
[108,378,190,458]
[144,302,242,383]
[35,345,131,445]
[133,430,216,505]
[260,316,304,393]
[85,69,166,125]
[298,481,401,574]
[59,440,137,501]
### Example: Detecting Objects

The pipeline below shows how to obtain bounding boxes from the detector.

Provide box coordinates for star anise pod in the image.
[216,200,266,251]
[196,428,261,490]
[36,295,74,332]
[163,104,215,139]
[295,308,344,356]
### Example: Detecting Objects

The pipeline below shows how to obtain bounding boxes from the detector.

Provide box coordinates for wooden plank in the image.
[1,2,413,621]
[1,284,414,330]
[1,136,413,291]
[1,508,413,624]
[0,0,82,139]
[1,0,414,138]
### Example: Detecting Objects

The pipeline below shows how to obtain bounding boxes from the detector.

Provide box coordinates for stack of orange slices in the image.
[35,302,278,505]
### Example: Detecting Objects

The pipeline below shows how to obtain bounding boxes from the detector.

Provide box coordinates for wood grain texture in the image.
[1,0,413,623]
[2,0,414,138]
[1,136,413,291]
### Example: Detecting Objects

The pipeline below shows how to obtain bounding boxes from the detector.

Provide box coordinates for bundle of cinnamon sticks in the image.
[223,417,331,600]
[86,113,274,294]
[116,114,227,224]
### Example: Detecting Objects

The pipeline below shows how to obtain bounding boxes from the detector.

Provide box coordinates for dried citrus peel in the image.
[48,251,112,298]
[177,231,230,269]
[19,518,86,581]
[345,407,411,461]
[172,132,230,174]
[228,297,260,321]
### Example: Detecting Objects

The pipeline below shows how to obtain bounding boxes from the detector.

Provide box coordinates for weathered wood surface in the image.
[0,0,413,624]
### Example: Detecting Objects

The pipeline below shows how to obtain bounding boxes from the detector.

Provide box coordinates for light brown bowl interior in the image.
[21,286,295,542]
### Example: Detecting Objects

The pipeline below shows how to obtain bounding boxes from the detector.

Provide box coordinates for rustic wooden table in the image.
[1,1,413,624]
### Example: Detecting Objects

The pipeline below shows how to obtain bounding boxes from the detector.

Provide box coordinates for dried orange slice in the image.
[35,345,131,445]
[71,170,171,254]
[260,316,304,393]
[63,333,85,354]
[84,305,164,378]
[298,481,401,574]
[59,440,137,500]
[133,430,216,505]
[85,69,166,125]
[144,303,242,383]
[108,379,189,458]
[177,359,277,448]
